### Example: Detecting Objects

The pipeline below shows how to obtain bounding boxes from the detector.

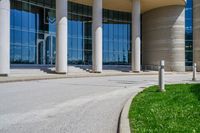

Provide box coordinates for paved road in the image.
[0,73,198,133]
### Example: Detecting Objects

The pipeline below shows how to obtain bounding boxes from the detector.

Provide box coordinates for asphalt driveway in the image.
[0,73,197,133]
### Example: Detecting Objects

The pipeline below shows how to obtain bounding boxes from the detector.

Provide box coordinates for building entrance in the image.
[37,34,56,65]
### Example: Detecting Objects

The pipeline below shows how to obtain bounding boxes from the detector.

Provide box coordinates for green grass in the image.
[129,84,200,133]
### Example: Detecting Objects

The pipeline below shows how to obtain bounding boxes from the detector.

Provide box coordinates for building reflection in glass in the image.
[185,0,193,66]
[10,0,132,65]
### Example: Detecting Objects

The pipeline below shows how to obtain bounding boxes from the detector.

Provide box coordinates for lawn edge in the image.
[119,94,133,133]
[119,86,149,133]
[119,83,199,133]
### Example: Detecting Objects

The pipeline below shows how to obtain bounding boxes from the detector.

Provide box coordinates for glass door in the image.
[37,40,45,65]
[37,34,56,65]
[52,36,56,64]
[45,36,52,65]
[44,34,56,65]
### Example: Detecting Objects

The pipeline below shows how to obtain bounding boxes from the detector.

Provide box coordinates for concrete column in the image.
[0,0,10,76]
[142,6,185,72]
[56,0,67,74]
[132,0,141,72]
[92,0,103,73]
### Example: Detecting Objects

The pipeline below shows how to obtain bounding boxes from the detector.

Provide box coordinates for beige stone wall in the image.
[193,0,200,71]
[142,5,185,72]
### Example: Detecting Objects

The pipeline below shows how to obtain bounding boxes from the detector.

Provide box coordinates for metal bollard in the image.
[159,60,165,92]
[192,63,197,81]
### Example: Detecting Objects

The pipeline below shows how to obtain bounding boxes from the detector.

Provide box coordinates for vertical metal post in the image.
[159,60,165,92]
[192,63,197,81]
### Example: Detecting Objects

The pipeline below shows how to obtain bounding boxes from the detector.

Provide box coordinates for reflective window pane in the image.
[185,0,193,66]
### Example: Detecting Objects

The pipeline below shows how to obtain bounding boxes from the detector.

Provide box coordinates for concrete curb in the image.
[119,94,139,133]
[118,79,198,133]
[0,72,161,84]
[119,86,149,133]
[0,72,189,84]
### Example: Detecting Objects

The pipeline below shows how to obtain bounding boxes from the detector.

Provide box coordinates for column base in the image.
[192,78,197,81]
[55,71,67,75]
[132,71,140,73]
[92,71,102,74]
[159,89,166,92]
[0,74,9,77]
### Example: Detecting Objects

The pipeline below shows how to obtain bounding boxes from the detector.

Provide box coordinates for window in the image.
[185,0,193,67]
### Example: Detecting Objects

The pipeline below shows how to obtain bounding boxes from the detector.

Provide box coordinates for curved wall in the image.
[193,0,200,71]
[142,5,185,71]
[69,0,185,13]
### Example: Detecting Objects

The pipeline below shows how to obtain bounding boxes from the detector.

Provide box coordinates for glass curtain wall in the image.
[68,2,92,65]
[185,0,193,67]
[103,9,132,65]
[10,0,56,64]
[10,1,132,65]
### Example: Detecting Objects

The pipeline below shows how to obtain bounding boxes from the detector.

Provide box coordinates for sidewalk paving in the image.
[0,68,191,83]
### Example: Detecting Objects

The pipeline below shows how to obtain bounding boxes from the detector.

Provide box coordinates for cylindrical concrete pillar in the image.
[92,0,103,73]
[142,6,185,72]
[132,0,141,72]
[56,0,68,74]
[193,0,200,71]
[0,0,10,76]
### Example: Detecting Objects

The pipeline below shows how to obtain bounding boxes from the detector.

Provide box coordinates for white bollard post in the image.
[192,63,197,81]
[159,60,165,92]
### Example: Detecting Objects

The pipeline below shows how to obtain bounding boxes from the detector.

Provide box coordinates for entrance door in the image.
[45,35,56,65]
[38,40,45,65]
[37,34,56,65]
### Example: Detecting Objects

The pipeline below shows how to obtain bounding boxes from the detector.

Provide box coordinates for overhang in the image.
[69,0,186,13]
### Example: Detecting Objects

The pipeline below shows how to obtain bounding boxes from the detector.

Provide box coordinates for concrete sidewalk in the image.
[0,67,161,83]
[0,66,192,83]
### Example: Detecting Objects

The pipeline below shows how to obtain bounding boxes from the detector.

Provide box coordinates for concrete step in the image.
[9,65,132,75]
[10,66,89,75]
[68,66,90,73]
[11,69,46,74]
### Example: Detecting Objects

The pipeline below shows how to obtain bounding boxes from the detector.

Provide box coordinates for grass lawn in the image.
[129,84,200,133]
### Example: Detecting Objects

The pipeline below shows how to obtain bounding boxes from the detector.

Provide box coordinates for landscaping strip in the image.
[129,84,200,132]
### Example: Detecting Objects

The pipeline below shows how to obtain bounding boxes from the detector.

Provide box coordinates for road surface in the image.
[0,73,197,133]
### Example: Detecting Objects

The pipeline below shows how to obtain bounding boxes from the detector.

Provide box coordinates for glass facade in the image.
[185,0,193,66]
[10,0,132,65]
[103,9,131,65]
[10,0,194,67]
[10,0,56,65]
[68,2,92,65]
